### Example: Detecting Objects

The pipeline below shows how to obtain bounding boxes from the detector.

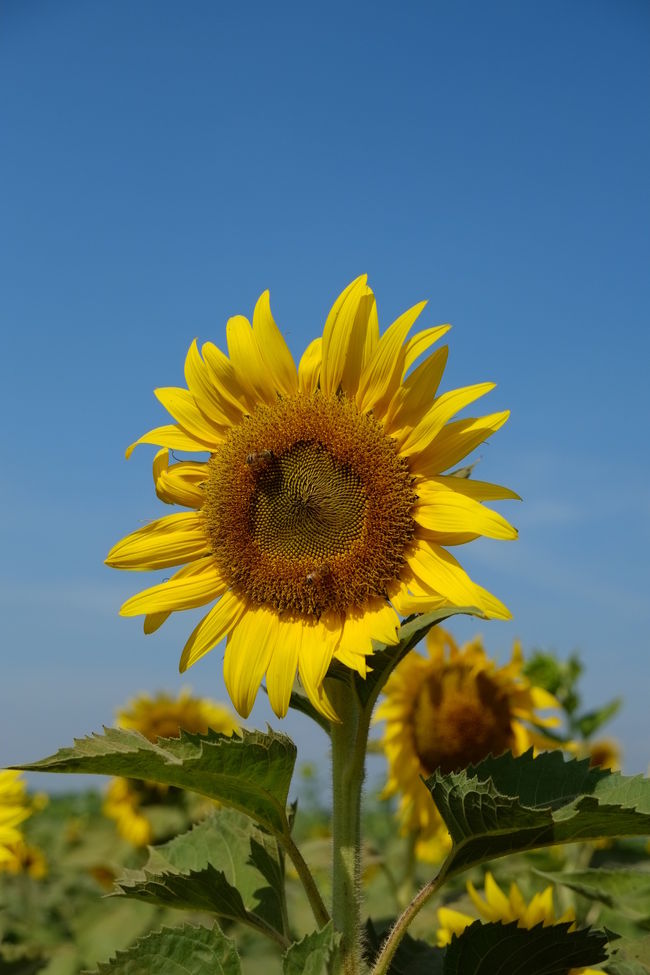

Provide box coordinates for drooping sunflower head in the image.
[103,689,238,845]
[376,628,561,859]
[106,277,518,721]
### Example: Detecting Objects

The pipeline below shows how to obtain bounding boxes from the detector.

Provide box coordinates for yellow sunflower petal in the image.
[265,617,302,718]
[223,606,278,718]
[153,448,206,508]
[320,275,370,397]
[356,301,427,415]
[201,341,250,417]
[226,315,277,405]
[400,382,496,457]
[414,488,518,541]
[424,476,521,502]
[143,611,169,634]
[409,410,510,476]
[386,346,449,434]
[407,541,511,620]
[125,424,212,460]
[120,558,226,617]
[184,340,240,428]
[252,290,299,397]
[436,907,474,946]
[299,615,342,721]
[179,589,246,672]
[105,512,210,570]
[402,324,451,375]
[298,337,322,393]
[154,387,224,445]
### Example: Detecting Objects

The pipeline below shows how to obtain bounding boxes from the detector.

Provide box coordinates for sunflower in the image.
[0,838,48,879]
[436,871,601,975]
[376,627,561,861]
[0,770,32,866]
[103,689,238,845]
[106,277,517,720]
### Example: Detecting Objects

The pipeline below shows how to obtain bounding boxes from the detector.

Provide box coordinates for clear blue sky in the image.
[1,0,649,791]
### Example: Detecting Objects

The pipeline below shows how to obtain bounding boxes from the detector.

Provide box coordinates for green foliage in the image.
[364,920,444,974]
[606,936,650,975]
[282,924,339,975]
[442,920,607,975]
[15,728,296,835]
[427,750,650,876]
[536,867,650,913]
[0,953,48,975]
[523,649,621,741]
[115,810,288,943]
[84,923,240,975]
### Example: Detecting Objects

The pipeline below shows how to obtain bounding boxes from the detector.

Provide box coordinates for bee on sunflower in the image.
[106,277,518,721]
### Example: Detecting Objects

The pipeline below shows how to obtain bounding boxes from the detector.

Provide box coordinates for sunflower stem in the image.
[282,832,330,929]
[329,676,370,975]
[369,872,446,975]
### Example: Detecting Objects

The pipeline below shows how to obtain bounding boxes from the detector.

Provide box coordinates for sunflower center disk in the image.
[203,392,417,617]
[413,670,514,775]
[250,443,367,561]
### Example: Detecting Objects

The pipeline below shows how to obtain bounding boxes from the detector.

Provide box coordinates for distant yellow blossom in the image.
[0,770,32,866]
[103,689,238,845]
[437,871,601,975]
[377,628,562,862]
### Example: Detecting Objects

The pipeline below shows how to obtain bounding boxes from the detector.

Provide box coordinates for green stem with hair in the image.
[328,675,372,975]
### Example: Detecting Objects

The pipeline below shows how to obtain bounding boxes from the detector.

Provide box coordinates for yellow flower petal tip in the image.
[108,279,516,720]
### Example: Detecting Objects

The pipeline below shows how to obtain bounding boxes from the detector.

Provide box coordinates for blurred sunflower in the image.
[0,837,48,879]
[103,689,238,846]
[0,770,32,866]
[437,871,601,975]
[107,276,517,720]
[376,627,561,861]
[586,738,620,770]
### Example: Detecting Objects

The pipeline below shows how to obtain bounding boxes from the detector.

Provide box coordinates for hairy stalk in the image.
[329,676,371,975]
[369,872,446,975]
[282,832,331,929]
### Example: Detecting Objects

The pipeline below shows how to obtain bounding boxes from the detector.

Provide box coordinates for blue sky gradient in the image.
[1,0,649,790]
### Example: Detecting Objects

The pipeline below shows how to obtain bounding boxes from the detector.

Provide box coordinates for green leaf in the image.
[354,607,482,708]
[363,919,445,974]
[575,698,622,739]
[442,920,607,975]
[427,750,650,877]
[606,936,650,974]
[14,727,296,834]
[115,809,287,942]
[83,923,240,975]
[536,868,650,914]
[283,923,339,975]
[0,955,48,975]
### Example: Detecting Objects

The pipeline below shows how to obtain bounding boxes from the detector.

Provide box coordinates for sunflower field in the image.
[3,280,650,975]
